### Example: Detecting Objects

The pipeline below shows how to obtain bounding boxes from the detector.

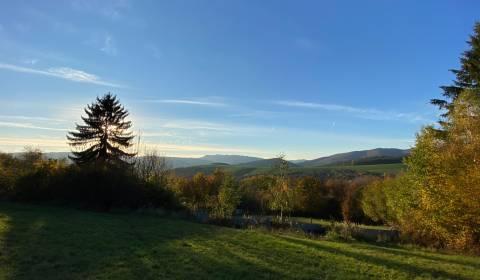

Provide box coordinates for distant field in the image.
[173,163,406,178]
[311,163,406,174]
[1,203,479,279]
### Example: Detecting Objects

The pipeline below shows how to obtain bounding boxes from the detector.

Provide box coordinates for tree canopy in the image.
[67,93,136,165]
[433,22,480,119]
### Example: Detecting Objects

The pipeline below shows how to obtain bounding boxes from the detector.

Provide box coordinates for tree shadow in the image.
[278,235,475,280]
[1,203,478,279]
[349,242,480,270]
[0,203,283,279]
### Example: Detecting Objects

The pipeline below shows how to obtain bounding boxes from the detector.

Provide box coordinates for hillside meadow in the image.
[0,203,479,280]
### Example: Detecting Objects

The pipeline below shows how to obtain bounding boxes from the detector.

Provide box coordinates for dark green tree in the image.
[432,22,480,118]
[67,93,136,165]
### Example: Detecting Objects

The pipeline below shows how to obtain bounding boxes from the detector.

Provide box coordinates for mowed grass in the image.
[0,203,479,279]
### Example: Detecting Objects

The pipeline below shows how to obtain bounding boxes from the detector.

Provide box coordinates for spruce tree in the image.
[432,22,480,117]
[67,93,136,165]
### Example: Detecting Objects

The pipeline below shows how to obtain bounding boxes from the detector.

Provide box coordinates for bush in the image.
[324,222,359,242]
[0,149,181,211]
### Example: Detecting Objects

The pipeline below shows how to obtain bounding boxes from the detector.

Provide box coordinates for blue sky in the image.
[0,0,478,159]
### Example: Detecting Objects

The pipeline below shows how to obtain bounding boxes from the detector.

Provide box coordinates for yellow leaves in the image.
[403,89,480,249]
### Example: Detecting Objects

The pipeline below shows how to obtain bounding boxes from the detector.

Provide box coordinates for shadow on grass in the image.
[0,203,282,279]
[349,242,480,270]
[278,235,474,280]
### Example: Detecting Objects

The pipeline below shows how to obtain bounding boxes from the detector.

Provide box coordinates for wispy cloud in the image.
[85,32,118,56]
[0,136,269,157]
[21,58,39,65]
[0,137,68,152]
[161,120,233,132]
[275,101,368,113]
[133,116,234,133]
[132,116,274,137]
[146,99,227,107]
[0,63,124,87]
[0,121,68,132]
[229,110,281,119]
[100,33,117,56]
[0,115,66,123]
[274,100,433,123]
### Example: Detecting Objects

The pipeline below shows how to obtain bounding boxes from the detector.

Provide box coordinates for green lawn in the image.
[0,203,479,279]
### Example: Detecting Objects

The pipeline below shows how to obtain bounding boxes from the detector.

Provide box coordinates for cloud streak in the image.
[0,121,68,131]
[0,63,123,87]
[146,99,227,107]
[0,136,269,157]
[0,115,66,123]
[274,100,433,123]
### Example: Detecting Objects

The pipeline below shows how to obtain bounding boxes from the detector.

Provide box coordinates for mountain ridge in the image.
[10,147,410,169]
[300,148,410,167]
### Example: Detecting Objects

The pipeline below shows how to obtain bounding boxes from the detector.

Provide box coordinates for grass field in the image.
[1,203,479,279]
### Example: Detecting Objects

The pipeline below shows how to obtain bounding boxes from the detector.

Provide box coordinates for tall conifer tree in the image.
[432,22,480,118]
[67,93,136,165]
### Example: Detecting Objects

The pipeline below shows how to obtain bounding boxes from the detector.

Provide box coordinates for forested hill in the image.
[18,147,409,169]
[299,148,410,167]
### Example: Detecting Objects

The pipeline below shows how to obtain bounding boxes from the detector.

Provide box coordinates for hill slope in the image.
[301,148,410,167]
[236,158,299,168]
[199,155,263,165]
[0,203,478,280]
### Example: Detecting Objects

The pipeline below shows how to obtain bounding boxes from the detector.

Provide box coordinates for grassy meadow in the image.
[0,203,478,280]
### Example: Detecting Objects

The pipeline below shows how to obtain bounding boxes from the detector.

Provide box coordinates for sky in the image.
[0,0,478,159]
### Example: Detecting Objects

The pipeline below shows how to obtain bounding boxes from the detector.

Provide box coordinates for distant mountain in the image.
[237,158,299,168]
[163,157,212,169]
[8,152,258,169]
[43,152,71,160]
[164,155,262,168]
[300,148,410,167]
[11,149,409,170]
[10,152,71,161]
[290,159,307,164]
[199,154,263,165]
[173,158,301,178]
[173,163,231,177]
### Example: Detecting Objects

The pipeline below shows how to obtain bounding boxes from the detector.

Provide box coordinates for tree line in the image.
[0,147,377,223]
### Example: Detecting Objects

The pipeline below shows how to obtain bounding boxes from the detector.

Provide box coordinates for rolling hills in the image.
[172,148,409,178]
[16,148,410,175]
[299,148,410,167]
